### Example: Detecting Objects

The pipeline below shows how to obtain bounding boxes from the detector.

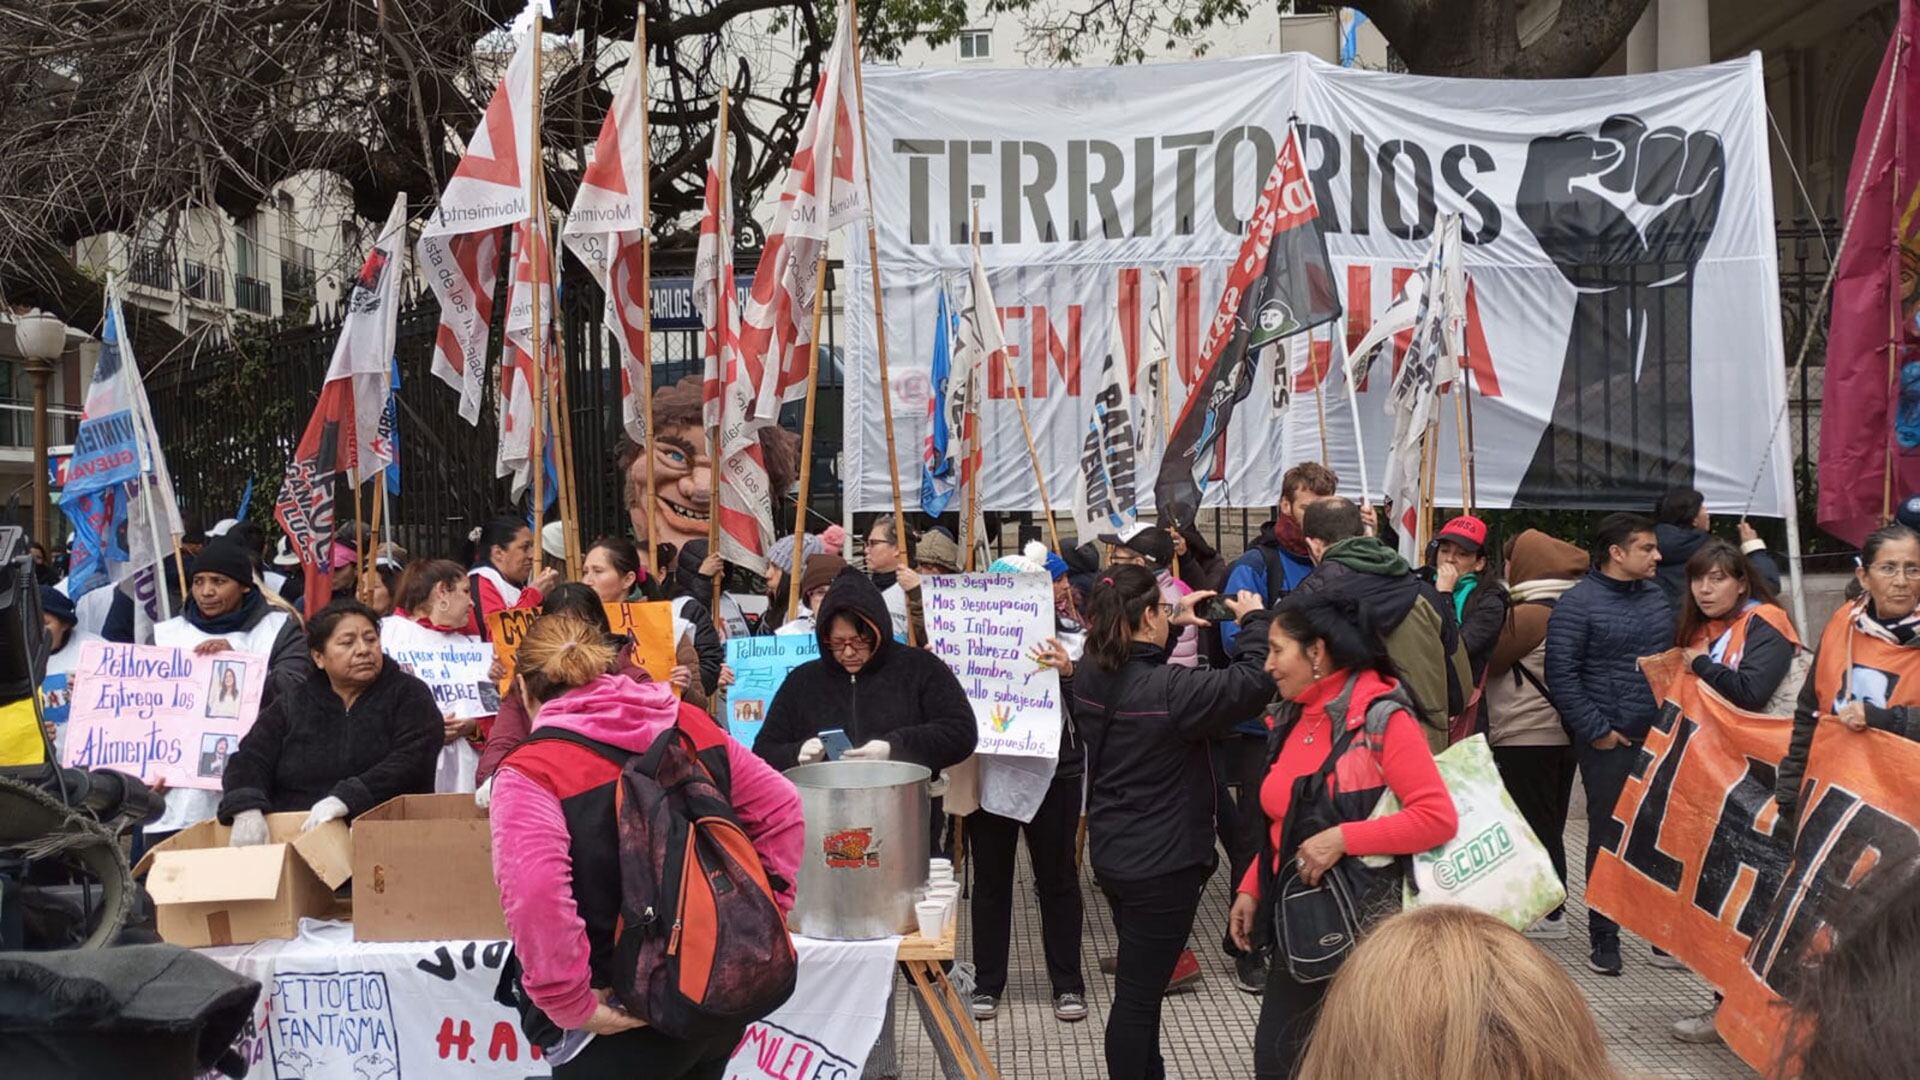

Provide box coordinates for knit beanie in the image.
[988,541,1051,576]
[39,585,76,627]
[1044,550,1071,580]
[767,532,825,574]
[914,529,961,572]
[799,555,849,599]
[190,539,257,589]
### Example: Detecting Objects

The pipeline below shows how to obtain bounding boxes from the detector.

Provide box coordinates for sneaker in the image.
[1672,1008,1723,1044]
[1098,955,1117,976]
[1165,948,1203,993]
[1053,992,1089,1022]
[969,993,998,1020]
[1232,951,1268,994]
[1588,941,1623,977]
[1524,911,1570,940]
[1650,946,1686,971]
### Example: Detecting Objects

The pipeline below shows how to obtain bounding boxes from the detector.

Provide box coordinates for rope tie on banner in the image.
[1740,78,1899,519]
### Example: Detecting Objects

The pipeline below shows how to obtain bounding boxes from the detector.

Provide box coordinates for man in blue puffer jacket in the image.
[1544,512,1671,979]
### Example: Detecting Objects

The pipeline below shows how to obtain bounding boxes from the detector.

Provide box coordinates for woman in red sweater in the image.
[1227,588,1457,1080]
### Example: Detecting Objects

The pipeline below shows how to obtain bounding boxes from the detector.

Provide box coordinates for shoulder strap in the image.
[1512,656,1552,700]
[518,726,631,763]
[1259,545,1290,603]
[470,572,493,641]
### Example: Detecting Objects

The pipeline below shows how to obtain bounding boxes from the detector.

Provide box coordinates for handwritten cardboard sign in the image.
[923,572,1061,759]
[486,601,676,692]
[61,641,268,790]
[379,619,498,718]
[724,636,820,750]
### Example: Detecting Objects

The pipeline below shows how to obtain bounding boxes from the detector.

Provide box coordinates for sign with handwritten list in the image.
[61,641,268,790]
[923,572,1061,759]
[724,636,820,750]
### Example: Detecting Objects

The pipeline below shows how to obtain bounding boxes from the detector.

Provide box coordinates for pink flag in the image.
[418,8,538,425]
[1818,0,1919,544]
[737,13,865,426]
[562,48,649,445]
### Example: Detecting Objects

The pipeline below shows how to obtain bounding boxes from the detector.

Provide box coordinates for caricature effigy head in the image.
[617,376,801,558]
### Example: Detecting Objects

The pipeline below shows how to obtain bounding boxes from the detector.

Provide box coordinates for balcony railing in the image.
[129,244,174,291]
[281,246,317,309]
[183,261,224,305]
[235,274,272,315]
[0,400,81,453]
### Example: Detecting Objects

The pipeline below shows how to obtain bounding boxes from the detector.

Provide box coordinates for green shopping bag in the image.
[1360,734,1566,931]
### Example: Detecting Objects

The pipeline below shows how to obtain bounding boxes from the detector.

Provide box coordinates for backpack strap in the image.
[516,726,632,762]
[1258,544,1291,604]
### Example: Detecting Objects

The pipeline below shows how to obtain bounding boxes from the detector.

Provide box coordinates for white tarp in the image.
[845,53,1790,518]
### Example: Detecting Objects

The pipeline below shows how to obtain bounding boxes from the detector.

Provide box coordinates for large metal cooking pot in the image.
[785,760,931,940]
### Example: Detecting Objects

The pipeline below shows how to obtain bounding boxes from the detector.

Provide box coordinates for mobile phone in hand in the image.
[1196,596,1235,623]
[821,728,853,761]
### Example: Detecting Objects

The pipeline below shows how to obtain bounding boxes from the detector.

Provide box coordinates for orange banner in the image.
[486,601,677,692]
[1591,650,1920,1072]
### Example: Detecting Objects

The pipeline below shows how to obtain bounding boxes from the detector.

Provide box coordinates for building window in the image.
[959,29,990,60]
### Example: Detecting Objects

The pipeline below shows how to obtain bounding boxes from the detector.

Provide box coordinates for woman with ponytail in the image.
[1059,564,1271,1080]
[489,614,803,1078]
[1227,587,1457,1079]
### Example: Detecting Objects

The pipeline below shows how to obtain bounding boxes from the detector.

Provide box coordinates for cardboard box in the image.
[351,793,506,942]
[136,814,352,947]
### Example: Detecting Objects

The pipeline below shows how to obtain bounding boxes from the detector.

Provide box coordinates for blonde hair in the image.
[1299,907,1621,1080]
[515,614,615,703]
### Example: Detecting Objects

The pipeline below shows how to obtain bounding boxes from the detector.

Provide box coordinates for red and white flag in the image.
[695,126,775,574]
[418,7,539,425]
[949,247,1004,496]
[276,194,410,610]
[737,11,865,425]
[561,46,649,444]
[498,221,554,497]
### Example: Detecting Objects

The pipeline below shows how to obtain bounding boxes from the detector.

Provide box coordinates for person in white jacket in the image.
[147,539,313,840]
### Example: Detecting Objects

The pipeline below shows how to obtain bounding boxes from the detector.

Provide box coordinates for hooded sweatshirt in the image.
[489,675,803,1031]
[1484,530,1589,747]
[1654,522,1782,613]
[754,570,977,772]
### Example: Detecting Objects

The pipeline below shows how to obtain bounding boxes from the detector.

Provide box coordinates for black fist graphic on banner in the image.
[1513,115,1725,507]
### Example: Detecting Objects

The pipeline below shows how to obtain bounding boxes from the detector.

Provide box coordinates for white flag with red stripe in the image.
[561,47,648,445]
[695,126,774,574]
[948,246,1003,497]
[497,221,553,497]
[737,12,865,426]
[418,7,538,425]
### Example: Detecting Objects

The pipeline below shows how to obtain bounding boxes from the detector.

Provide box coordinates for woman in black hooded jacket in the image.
[754,569,976,772]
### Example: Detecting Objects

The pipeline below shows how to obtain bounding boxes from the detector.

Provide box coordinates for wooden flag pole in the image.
[1002,352,1063,554]
[1452,386,1472,515]
[528,7,548,564]
[1462,369,1479,511]
[846,0,916,644]
[636,9,661,578]
[789,256,829,623]
[551,301,584,578]
[708,86,731,635]
[1417,418,1440,551]
[1312,341,1330,464]
[352,477,367,588]
[363,476,384,597]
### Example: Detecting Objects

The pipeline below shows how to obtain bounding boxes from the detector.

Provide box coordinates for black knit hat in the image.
[189,539,257,590]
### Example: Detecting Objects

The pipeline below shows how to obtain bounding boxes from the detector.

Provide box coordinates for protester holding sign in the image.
[1676,539,1802,713]
[218,599,440,842]
[755,569,975,772]
[490,614,803,1076]
[468,515,558,638]
[1069,565,1269,1080]
[580,539,709,702]
[1227,590,1457,1080]
[38,584,102,759]
[1778,523,1920,821]
[384,559,496,793]
[149,538,313,837]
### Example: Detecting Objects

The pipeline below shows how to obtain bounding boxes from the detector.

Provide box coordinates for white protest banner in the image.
[922,572,1061,758]
[845,53,1790,519]
[379,618,498,719]
[61,641,267,791]
[202,922,895,1080]
[725,635,820,750]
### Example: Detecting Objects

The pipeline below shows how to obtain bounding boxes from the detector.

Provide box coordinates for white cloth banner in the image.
[845,53,1790,518]
[201,921,896,1080]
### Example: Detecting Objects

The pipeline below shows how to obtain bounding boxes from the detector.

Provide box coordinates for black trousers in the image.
[1096,864,1210,1080]
[1215,733,1269,955]
[552,1026,739,1079]
[1491,743,1577,916]
[969,774,1086,999]
[1252,958,1329,1080]
[1575,738,1642,945]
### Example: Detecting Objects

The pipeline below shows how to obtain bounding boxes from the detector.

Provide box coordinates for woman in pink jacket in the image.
[489,614,804,1078]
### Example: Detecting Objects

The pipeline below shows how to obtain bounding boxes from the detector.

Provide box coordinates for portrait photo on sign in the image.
[205,659,245,719]
[734,698,765,724]
[198,733,235,778]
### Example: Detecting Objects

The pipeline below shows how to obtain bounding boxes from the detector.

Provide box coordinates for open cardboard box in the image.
[351,793,505,942]
[135,814,352,947]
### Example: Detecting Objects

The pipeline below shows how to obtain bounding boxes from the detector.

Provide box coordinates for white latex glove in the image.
[474,776,494,810]
[228,809,270,848]
[843,740,891,762]
[796,737,826,765]
[301,795,349,834]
